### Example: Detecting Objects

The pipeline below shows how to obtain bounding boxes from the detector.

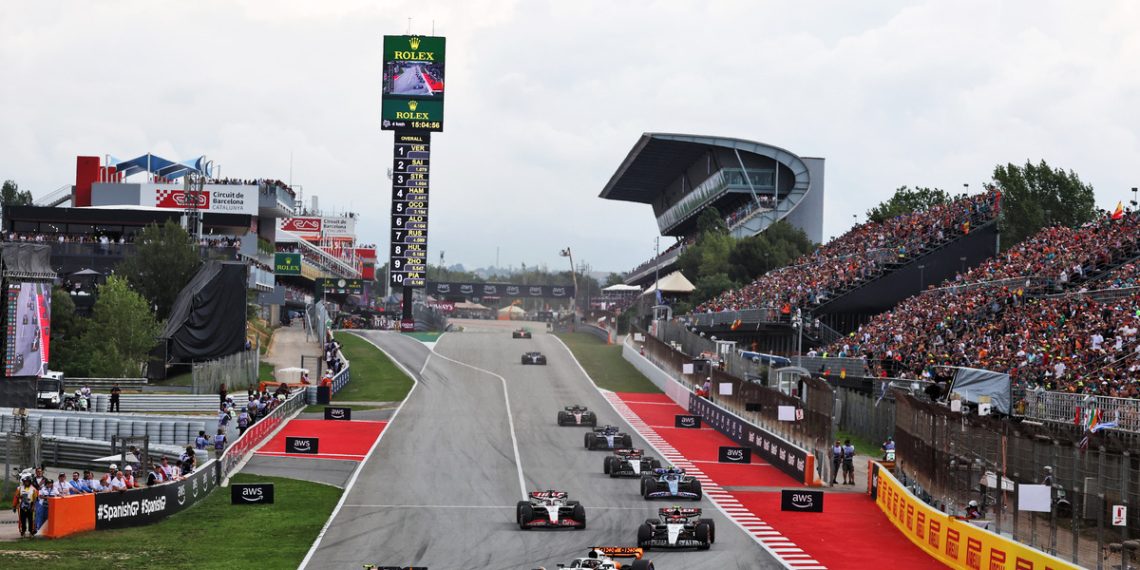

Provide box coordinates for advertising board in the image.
[426,282,575,299]
[390,132,430,289]
[274,253,302,276]
[231,483,275,505]
[5,282,51,377]
[872,463,1080,569]
[279,217,322,238]
[316,278,364,296]
[689,393,812,484]
[146,184,257,216]
[94,462,215,529]
[381,35,446,132]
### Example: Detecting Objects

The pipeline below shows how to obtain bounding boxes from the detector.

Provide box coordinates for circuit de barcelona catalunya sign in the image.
[426,282,575,299]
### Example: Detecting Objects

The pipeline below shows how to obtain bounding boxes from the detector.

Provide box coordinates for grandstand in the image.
[600,133,825,287]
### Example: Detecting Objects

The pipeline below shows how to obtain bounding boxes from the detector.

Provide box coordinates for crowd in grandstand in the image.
[698,188,1001,313]
[2,231,242,250]
[725,195,777,227]
[825,209,1140,396]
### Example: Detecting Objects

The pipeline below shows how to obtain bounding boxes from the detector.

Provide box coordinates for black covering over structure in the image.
[160,261,247,361]
[0,243,56,407]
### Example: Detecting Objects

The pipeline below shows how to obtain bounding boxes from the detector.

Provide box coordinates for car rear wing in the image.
[591,546,644,559]
[529,490,568,499]
[658,506,702,516]
[614,448,644,457]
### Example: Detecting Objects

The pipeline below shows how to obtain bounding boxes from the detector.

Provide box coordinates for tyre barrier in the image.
[0,411,235,447]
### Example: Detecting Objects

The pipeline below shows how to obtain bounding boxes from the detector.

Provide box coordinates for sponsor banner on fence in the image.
[426,300,454,311]
[94,462,215,529]
[231,483,275,505]
[689,393,812,484]
[871,462,1080,569]
[426,281,574,299]
[674,414,701,428]
[718,446,752,463]
[781,489,824,512]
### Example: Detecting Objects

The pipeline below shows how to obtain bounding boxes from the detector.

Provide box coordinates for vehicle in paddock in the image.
[557,404,598,426]
[641,467,703,500]
[585,425,633,450]
[543,546,654,570]
[636,506,715,550]
[521,351,548,365]
[604,448,661,478]
[512,328,533,339]
[517,490,586,530]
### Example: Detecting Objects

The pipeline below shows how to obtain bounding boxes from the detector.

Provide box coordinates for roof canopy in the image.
[641,270,695,295]
[602,284,641,292]
[111,153,210,180]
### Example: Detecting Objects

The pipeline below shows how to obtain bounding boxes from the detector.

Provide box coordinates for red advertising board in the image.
[155,188,209,209]
[280,217,322,234]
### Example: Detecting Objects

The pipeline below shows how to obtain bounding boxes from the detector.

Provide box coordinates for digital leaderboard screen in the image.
[5,282,51,377]
[390,132,430,288]
[381,35,445,132]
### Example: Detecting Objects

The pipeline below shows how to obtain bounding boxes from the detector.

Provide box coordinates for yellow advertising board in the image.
[869,462,1080,570]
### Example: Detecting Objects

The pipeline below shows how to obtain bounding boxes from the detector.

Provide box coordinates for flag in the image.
[1074,406,1082,426]
[1092,421,1118,433]
[1078,434,1090,452]
[655,288,663,305]
[1087,408,1101,432]
[1112,201,1124,220]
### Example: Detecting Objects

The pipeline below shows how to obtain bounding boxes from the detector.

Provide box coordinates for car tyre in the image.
[637,522,653,549]
[691,479,703,501]
[630,559,653,570]
[695,522,711,550]
[584,433,594,449]
[650,458,662,470]
[572,504,586,530]
[517,501,533,530]
[603,456,614,474]
[622,434,633,448]
[699,518,717,543]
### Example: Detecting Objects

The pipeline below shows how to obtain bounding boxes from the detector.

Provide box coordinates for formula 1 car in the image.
[585,425,633,450]
[604,448,661,478]
[512,328,532,339]
[517,490,586,530]
[641,467,703,501]
[544,547,655,570]
[557,405,598,427]
[637,506,716,550]
[522,351,547,365]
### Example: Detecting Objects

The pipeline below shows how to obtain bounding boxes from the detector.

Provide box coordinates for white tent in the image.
[602,284,641,293]
[641,270,696,295]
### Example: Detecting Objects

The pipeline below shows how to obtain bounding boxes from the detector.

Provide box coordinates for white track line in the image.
[342,504,653,511]
[421,334,529,501]
[548,335,813,570]
[298,332,421,570]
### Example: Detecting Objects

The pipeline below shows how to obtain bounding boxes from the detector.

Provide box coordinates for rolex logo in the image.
[408,100,418,111]
[409,37,421,50]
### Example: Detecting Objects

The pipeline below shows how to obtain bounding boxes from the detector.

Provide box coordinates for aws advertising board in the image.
[381,35,446,132]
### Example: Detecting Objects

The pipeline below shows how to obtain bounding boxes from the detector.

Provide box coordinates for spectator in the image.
[12,474,38,537]
[195,430,210,450]
[88,472,107,493]
[146,464,164,486]
[69,471,90,494]
[54,473,72,496]
[181,446,197,474]
[237,408,251,436]
[108,466,126,492]
[110,383,121,412]
[213,429,227,457]
[122,465,137,489]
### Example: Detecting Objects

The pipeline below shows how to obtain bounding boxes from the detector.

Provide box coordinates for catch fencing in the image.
[893,391,1140,568]
[1022,389,1140,435]
[191,349,260,395]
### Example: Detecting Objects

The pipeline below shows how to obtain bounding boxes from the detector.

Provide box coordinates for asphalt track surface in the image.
[302,323,782,569]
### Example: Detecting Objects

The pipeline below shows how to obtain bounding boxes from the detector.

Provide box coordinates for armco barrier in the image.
[221,388,306,478]
[869,462,1080,570]
[623,336,817,485]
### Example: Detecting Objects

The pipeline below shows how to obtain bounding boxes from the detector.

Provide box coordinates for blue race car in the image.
[641,467,703,501]
[585,425,633,450]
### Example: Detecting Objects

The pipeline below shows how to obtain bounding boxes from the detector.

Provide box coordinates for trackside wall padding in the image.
[42,494,95,538]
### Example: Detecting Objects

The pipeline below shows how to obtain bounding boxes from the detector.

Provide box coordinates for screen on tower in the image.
[381,35,446,132]
[5,282,51,377]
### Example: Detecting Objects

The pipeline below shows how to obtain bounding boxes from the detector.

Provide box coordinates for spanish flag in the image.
[1112,201,1124,220]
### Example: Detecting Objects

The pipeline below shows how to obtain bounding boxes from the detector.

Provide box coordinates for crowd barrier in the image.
[39,388,307,538]
[622,336,817,485]
[869,462,1080,570]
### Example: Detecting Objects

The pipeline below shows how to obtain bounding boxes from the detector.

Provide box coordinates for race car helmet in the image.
[968,500,978,507]
[670,505,683,516]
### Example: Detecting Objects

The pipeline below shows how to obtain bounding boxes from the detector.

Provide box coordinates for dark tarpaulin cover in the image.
[160,261,247,360]
[0,243,56,280]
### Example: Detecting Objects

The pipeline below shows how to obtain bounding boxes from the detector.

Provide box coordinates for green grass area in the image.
[258,361,275,382]
[332,333,414,402]
[404,331,443,343]
[0,474,339,570]
[555,333,661,394]
[152,369,193,387]
[837,429,882,458]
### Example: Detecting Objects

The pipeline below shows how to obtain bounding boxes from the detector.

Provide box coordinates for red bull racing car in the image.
[517,490,586,530]
[542,547,654,570]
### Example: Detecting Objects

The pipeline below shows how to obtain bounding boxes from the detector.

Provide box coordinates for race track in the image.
[302,324,782,569]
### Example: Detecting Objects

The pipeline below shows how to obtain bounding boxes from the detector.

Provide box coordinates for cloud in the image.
[1,0,1137,273]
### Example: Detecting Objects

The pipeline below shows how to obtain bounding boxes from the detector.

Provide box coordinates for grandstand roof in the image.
[598,133,807,204]
[111,153,210,180]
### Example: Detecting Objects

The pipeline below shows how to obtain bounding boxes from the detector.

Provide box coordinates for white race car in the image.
[604,448,661,478]
[636,506,716,550]
[517,490,586,530]
[546,547,655,570]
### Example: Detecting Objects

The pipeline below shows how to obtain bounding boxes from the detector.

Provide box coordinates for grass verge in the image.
[837,429,882,458]
[332,333,414,402]
[0,474,339,570]
[555,333,661,393]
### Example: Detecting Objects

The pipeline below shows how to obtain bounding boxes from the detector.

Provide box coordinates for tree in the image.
[865,186,951,223]
[691,273,737,305]
[1,180,34,221]
[604,273,626,288]
[49,287,92,377]
[118,220,202,319]
[991,160,1097,249]
[727,221,815,283]
[79,276,161,377]
[696,207,727,235]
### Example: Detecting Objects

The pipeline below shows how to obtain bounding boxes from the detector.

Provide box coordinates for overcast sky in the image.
[3,1,1138,275]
